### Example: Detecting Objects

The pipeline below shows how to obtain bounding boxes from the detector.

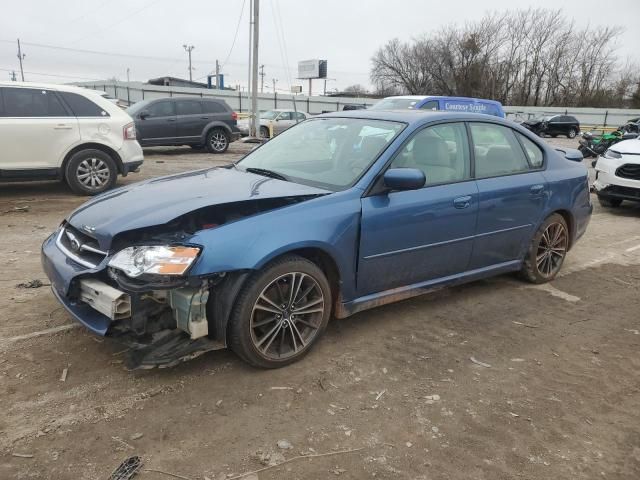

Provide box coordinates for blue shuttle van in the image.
[371,95,505,118]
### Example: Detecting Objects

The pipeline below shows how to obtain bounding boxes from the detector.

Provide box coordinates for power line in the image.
[70,0,165,44]
[66,0,114,25]
[220,0,246,70]
[0,67,103,81]
[0,38,370,77]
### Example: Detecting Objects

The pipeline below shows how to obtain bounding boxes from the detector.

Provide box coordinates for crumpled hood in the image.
[67,167,330,249]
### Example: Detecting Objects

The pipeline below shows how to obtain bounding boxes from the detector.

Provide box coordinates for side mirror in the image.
[554,148,583,162]
[383,168,426,191]
[139,110,150,120]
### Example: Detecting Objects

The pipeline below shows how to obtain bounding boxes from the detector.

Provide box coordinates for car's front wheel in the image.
[206,128,229,153]
[598,196,622,208]
[521,213,569,284]
[228,255,332,368]
[65,149,117,196]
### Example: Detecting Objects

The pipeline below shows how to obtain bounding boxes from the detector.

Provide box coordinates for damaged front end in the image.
[42,197,312,369]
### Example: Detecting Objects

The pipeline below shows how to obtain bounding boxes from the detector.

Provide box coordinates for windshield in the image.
[127,100,151,116]
[260,110,280,120]
[237,117,405,190]
[370,98,422,110]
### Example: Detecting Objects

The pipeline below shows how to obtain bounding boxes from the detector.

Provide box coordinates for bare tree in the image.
[370,9,628,107]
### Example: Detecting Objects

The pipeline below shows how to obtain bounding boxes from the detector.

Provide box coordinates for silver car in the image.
[238,109,308,138]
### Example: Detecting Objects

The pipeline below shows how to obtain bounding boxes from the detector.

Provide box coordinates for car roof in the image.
[0,81,103,96]
[318,109,512,126]
[380,95,502,106]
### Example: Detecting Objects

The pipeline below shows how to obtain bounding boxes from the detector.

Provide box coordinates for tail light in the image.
[123,122,136,140]
[231,111,238,121]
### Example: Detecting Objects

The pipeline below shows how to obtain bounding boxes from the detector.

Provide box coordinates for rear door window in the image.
[176,100,202,115]
[59,92,109,117]
[278,112,293,121]
[2,87,69,117]
[470,123,531,177]
[295,112,306,121]
[147,101,175,117]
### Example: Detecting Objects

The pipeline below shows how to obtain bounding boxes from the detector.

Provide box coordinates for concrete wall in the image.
[78,81,640,127]
[78,81,372,114]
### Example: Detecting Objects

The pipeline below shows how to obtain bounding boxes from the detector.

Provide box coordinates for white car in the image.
[0,82,143,195]
[593,138,640,207]
[237,109,308,138]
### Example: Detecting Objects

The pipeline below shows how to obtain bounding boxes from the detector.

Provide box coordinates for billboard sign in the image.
[298,59,327,79]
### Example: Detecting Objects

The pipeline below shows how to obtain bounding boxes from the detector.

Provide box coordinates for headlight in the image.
[108,245,201,278]
[604,149,622,159]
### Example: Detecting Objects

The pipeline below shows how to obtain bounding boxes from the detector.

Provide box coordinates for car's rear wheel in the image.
[598,196,622,208]
[206,128,229,153]
[568,128,578,139]
[65,149,117,196]
[521,213,569,284]
[228,255,332,368]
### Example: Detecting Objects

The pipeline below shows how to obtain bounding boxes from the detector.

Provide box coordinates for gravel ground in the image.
[0,138,639,480]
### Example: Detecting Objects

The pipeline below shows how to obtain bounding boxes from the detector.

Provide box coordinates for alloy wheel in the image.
[76,158,111,190]
[209,131,228,152]
[536,222,567,278]
[250,272,325,360]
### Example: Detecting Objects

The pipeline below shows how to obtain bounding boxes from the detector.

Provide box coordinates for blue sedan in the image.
[41,110,592,369]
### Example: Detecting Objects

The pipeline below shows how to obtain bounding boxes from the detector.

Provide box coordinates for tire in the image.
[568,128,577,139]
[206,128,229,154]
[598,196,622,208]
[521,213,569,284]
[228,255,332,368]
[64,149,117,196]
[260,126,270,139]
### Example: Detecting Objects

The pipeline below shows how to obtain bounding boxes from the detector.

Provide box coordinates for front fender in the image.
[187,191,362,300]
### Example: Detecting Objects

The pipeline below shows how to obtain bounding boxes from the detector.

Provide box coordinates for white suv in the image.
[0,82,143,195]
[593,138,640,207]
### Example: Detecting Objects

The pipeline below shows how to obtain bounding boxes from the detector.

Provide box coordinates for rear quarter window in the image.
[202,101,227,114]
[59,92,109,117]
[516,132,544,168]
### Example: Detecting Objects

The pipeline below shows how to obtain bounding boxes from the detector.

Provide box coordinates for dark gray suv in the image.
[127,97,240,153]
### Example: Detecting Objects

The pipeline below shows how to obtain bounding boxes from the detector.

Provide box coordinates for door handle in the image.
[453,195,472,209]
[54,124,73,130]
[166,118,176,122]
[200,116,209,120]
[530,184,544,195]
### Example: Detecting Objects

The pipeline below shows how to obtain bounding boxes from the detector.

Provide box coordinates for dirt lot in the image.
[1,139,639,480]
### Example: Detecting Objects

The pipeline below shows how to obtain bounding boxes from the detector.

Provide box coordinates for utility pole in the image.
[249,0,260,138]
[247,0,253,121]
[272,78,277,92]
[183,44,195,81]
[259,64,265,93]
[126,67,130,83]
[16,38,25,82]
[215,59,220,89]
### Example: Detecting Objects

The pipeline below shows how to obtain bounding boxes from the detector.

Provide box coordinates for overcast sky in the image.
[1,0,639,94]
